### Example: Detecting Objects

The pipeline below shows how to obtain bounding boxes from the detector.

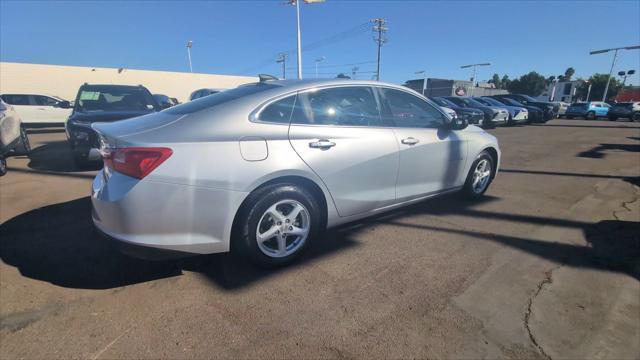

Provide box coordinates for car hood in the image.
[69,110,155,123]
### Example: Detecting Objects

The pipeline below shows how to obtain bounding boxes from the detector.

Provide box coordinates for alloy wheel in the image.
[471,159,491,194]
[256,199,310,258]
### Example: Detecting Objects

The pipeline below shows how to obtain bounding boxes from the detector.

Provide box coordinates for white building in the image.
[0,62,257,103]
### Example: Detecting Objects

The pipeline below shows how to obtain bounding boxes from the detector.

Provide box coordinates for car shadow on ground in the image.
[27,140,101,172]
[1,193,638,291]
[0,197,359,290]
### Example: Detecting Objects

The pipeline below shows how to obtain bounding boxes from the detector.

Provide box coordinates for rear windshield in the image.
[75,86,157,112]
[167,83,278,115]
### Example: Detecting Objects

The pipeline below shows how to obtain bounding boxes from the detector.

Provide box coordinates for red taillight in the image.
[103,147,172,179]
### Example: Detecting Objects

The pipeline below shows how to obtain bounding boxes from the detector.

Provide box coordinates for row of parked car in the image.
[428,93,559,129]
[562,101,640,121]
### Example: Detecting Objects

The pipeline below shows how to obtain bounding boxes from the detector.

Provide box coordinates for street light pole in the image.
[288,0,325,80]
[315,56,325,78]
[590,45,640,102]
[186,40,193,73]
[415,70,426,95]
[460,63,490,96]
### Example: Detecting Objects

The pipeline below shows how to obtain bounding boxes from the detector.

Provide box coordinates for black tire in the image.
[586,111,596,120]
[608,115,617,121]
[0,156,6,176]
[234,183,322,267]
[632,113,640,122]
[461,151,494,198]
[13,126,31,156]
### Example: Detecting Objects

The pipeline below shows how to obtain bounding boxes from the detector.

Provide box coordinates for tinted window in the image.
[75,86,157,112]
[1,94,30,105]
[381,88,445,128]
[169,84,277,115]
[291,86,382,126]
[34,95,58,106]
[258,95,295,123]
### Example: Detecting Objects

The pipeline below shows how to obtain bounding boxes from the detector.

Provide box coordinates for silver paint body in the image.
[91,79,500,254]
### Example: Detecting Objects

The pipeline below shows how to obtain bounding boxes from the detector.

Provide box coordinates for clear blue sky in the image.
[1,0,639,85]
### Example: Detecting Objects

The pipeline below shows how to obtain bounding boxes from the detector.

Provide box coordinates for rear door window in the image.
[34,95,58,106]
[290,86,382,127]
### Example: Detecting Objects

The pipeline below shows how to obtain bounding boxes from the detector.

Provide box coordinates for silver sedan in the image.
[91,79,500,266]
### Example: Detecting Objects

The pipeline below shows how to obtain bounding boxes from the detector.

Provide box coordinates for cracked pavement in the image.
[1,119,639,359]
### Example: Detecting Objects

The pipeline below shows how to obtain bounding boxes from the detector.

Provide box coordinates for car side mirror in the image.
[447,114,468,130]
[56,101,71,109]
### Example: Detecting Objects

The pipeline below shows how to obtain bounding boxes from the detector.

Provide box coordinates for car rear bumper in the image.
[91,169,247,255]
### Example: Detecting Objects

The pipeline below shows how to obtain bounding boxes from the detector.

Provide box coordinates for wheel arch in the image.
[481,146,499,179]
[231,174,330,247]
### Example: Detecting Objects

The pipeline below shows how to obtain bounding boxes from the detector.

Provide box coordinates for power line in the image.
[238,21,371,75]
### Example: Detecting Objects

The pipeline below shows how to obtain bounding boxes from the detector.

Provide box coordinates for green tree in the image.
[576,73,621,101]
[501,75,511,89]
[506,71,547,96]
[546,75,556,85]
[489,73,502,89]
[564,67,575,81]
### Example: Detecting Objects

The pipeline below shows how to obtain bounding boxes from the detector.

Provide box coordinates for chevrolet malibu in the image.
[92,79,500,266]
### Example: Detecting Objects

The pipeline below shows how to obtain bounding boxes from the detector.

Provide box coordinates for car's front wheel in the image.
[13,126,31,156]
[586,111,596,120]
[0,156,7,176]
[235,184,321,266]
[462,151,494,198]
[632,112,640,122]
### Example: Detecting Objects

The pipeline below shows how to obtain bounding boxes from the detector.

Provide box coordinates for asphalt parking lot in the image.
[1,119,639,359]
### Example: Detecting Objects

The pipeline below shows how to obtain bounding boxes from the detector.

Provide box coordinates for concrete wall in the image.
[0,62,257,103]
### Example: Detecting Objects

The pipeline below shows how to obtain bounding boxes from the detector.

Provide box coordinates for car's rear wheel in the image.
[632,113,640,122]
[462,151,494,198]
[235,183,321,267]
[586,111,596,120]
[13,126,31,156]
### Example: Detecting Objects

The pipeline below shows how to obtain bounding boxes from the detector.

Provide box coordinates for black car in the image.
[490,97,544,123]
[491,94,557,121]
[66,84,160,166]
[429,97,484,125]
[608,102,640,122]
[443,96,508,128]
[153,94,176,109]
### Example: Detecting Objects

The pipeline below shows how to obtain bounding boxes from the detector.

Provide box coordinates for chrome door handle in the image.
[309,139,336,149]
[401,137,419,145]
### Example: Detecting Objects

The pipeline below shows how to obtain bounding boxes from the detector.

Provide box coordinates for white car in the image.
[551,101,569,117]
[0,93,72,126]
[0,99,30,175]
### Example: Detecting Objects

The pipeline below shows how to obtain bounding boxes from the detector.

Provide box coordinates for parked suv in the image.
[428,96,485,126]
[443,96,508,128]
[565,101,610,120]
[0,93,72,126]
[492,94,557,121]
[66,84,160,166]
[608,102,640,122]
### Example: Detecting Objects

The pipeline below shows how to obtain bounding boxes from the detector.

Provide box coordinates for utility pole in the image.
[371,18,387,81]
[186,40,193,73]
[276,53,288,80]
[590,45,640,102]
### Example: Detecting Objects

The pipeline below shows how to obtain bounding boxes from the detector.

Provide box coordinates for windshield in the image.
[75,86,157,112]
[430,97,453,107]
[472,97,492,106]
[480,97,506,107]
[464,98,487,107]
[518,94,537,102]
[167,83,278,115]
[501,98,524,107]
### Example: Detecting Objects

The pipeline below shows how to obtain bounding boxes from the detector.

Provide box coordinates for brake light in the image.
[103,147,172,179]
